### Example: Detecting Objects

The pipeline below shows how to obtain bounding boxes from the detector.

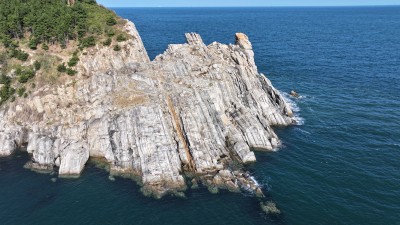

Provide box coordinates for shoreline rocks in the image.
[290,90,300,98]
[0,20,295,198]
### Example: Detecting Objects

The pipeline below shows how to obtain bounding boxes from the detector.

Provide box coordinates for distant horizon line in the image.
[107,5,400,8]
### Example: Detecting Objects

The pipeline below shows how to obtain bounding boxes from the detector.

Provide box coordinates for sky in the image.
[96,0,400,7]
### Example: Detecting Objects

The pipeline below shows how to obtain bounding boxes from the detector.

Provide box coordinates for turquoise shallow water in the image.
[1,6,400,225]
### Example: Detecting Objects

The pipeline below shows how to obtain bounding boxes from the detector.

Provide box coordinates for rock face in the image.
[0,20,295,198]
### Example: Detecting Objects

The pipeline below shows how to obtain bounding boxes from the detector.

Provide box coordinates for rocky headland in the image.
[0,20,295,198]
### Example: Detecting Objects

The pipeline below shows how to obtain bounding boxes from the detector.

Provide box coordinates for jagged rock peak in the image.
[236,33,253,50]
[185,32,205,46]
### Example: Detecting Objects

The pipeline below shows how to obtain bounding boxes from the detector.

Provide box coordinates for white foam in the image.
[250,176,260,186]
[293,115,305,126]
[281,92,305,125]
[296,128,311,135]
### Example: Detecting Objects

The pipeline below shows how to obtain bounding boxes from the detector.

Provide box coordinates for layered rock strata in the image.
[0,20,295,198]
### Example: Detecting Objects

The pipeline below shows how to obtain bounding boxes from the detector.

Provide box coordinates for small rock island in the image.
[0,0,295,198]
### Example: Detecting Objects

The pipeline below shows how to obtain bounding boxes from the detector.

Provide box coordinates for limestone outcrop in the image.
[0,20,295,198]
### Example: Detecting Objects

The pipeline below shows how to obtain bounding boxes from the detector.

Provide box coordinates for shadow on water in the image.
[0,151,288,225]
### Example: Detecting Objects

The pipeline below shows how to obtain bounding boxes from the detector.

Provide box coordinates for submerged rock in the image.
[108,176,116,181]
[260,201,281,215]
[290,90,300,98]
[0,20,295,198]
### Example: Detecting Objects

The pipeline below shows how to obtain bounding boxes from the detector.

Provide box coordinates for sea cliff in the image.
[0,20,295,198]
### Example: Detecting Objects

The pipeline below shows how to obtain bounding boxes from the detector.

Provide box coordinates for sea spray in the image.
[281,91,305,125]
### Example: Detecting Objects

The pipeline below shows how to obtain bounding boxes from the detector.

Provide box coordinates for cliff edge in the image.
[0,20,295,198]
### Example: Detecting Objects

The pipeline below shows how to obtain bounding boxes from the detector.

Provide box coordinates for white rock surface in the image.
[0,20,295,198]
[0,133,16,156]
[59,142,89,175]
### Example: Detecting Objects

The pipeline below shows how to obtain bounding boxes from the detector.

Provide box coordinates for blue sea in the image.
[1,6,400,225]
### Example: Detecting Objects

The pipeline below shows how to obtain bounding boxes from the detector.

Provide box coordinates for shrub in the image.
[88,25,102,35]
[67,68,77,76]
[82,0,96,4]
[1,37,12,48]
[116,34,127,42]
[103,38,112,46]
[113,45,121,51]
[0,85,11,103]
[9,41,19,49]
[17,87,26,97]
[10,49,29,61]
[9,87,15,95]
[0,52,7,65]
[18,51,29,61]
[80,36,96,48]
[34,60,41,70]
[15,67,22,75]
[29,38,38,50]
[41,43,49,51]
[106,16,117,26]
[68,55,79,67]
[0,75,11,85]
[57,63,67,73]
[17,69,35,83]
[106,29,115,37]
[78,29,86,39]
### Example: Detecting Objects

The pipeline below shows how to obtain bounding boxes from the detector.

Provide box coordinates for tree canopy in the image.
[0,0,122,105]
[0,0,117,46]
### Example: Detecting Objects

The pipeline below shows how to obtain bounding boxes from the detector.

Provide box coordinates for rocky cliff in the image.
[0,20,295,198]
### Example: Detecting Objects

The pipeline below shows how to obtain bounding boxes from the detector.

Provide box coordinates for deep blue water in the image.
[1,6,400,225]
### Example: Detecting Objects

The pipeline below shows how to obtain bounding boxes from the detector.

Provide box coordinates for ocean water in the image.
[1,7,400,225]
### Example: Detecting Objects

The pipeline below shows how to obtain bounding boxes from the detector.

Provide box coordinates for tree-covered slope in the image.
[0,0,118,46]
[0,0,129,105]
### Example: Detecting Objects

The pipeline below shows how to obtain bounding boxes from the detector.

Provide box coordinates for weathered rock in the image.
[0,133,16,156]
[185,33,205,46]
[226,180,240,193]
[236,33,252,50]
[0,19,295,198]
[260,201,281,215]
[290,90,300,98]
[191,178,199,189]
[219,170,233,179]
[27,135,55,165]
[59,141,89,176]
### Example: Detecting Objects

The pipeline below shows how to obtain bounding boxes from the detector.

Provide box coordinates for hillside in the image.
[0,0,129,104]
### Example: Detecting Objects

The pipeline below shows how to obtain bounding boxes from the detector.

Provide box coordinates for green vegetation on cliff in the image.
[0,0,128,105]
[0,0,118,47]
